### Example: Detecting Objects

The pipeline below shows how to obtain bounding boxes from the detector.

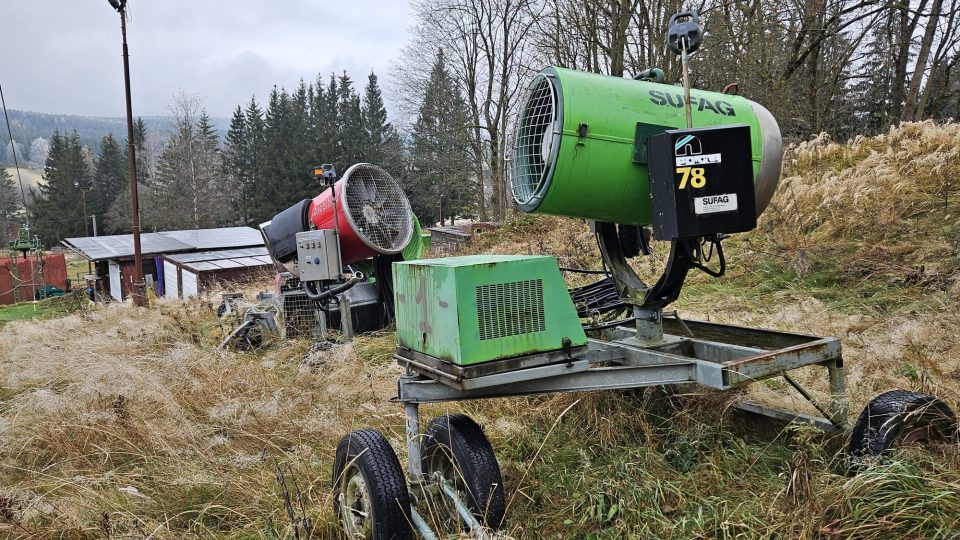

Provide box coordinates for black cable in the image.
[690,238,725,277]
[374,253,402,325]
[0,83,29,213]
[302,277,360,302]
[559,266,609,275]
[582,317,637,332]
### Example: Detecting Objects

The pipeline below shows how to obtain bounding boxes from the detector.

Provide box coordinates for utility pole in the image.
[75,181,92,274]
[108,0,146,307]
[74,181,90,236]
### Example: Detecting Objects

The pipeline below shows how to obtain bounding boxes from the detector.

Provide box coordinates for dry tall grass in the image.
[1,122,959,538]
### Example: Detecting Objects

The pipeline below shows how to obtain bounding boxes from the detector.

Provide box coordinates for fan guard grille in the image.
[342,164,414,254]
[511,74,558,205]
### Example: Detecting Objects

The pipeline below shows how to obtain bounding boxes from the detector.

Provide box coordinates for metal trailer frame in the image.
[392,315,846,538]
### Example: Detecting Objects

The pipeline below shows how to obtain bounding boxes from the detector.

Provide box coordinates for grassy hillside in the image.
[0,123,958,539]
[3,167,42,203]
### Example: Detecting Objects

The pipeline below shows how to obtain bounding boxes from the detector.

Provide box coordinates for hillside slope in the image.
[0,123,958,539]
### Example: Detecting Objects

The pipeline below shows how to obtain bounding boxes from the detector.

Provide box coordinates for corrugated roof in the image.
[62,227,264,262]
[161,227,264,250]
[163,247,275,274]
[164,247,270,264]
[427,226,472,238]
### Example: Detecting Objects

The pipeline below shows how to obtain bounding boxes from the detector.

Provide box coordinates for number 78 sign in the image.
[675,167,706,189]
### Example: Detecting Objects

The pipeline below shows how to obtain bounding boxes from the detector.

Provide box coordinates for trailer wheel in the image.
[422,413,505,530]
[849,390,957,459]
[332,429,412,540]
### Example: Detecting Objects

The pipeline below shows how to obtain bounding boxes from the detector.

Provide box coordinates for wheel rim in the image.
[899,418,949,446]
[427,446,469,529]
[894,402,956,448]
[340,463,373,539]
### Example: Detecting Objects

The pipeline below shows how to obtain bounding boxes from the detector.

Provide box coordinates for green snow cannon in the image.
[510,67,782,226]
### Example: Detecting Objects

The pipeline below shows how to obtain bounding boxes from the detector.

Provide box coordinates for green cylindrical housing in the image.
[511,67,782,225]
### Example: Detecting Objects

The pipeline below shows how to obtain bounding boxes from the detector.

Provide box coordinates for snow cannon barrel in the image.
[261,163,414,271]
[510,67,783,225]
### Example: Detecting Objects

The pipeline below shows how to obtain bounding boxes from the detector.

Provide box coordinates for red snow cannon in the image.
[261,163,415,273]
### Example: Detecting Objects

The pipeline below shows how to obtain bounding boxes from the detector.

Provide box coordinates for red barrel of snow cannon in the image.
[307,163,415,265]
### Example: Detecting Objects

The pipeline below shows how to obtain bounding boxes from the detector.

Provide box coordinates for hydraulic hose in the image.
[302,277,361,303]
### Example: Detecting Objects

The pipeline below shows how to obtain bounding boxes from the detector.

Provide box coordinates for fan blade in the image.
[363,174,377,202]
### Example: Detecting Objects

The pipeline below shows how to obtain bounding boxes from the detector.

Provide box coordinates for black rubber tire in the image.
[421,413,506,529]
[849,390,957,458]
[216,303,227,318]
[332,429,412,540]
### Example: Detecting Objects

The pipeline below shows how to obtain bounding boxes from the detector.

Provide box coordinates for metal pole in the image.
[82,192,91,275]
[404,401,424,483]
[91,214,98,237]
[117,3,146,307]
[827,359,848,427]
[681,38,693,129]
[338,293,354,341]
[81,189,89,237]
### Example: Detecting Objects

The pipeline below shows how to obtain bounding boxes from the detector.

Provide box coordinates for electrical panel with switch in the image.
[295,229,341,282]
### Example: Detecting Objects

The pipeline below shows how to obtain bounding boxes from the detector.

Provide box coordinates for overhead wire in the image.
[0,82,29,217]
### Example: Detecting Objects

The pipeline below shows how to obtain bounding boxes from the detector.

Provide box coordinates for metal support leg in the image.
[339,294,354,341]
[405,401,424,483]
[827,358,847,427]
[409,507,439,540]
[634,307,664,346]
[439,476,493,539]
[312,309,327,341]
[782,363,847,430]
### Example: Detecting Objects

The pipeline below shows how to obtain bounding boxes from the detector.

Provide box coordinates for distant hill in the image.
[1,110,228,165]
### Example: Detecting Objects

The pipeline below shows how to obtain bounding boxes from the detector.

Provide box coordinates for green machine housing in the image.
[511,67,783,225]
[393,255,587,366]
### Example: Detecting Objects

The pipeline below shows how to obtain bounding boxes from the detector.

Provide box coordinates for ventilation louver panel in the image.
[476,279,546,340]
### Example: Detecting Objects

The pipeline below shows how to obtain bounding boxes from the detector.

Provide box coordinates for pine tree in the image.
[245,98,267,223]
[255,87,295,223]
[358,71,406,183]
[151,99,227,230]
[224,105,252,223]
[92,134,127,232]
[30,130,92,244]
[131,117,150,185]
[337,71,365,170]
[308,76,332,168]
[0,166,18,245]
[408,51,475,225]
[362,72,391,164]
[289,80,314,202]
[324,74,341,167]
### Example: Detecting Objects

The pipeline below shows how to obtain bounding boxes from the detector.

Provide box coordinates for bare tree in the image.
[398,0,539,220]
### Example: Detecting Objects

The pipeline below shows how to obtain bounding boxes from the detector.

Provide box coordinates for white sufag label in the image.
[694,193,738,215]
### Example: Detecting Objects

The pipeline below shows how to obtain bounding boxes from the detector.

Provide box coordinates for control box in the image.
[295,229,341,282]
[647,125,757,240]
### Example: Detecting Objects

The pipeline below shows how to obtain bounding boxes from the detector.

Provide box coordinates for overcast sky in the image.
[1,1,412,119]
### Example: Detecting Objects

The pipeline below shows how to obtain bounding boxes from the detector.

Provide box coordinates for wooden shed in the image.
[161,247,274,299]
[62,227,265,302]
[426,222,501,253]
